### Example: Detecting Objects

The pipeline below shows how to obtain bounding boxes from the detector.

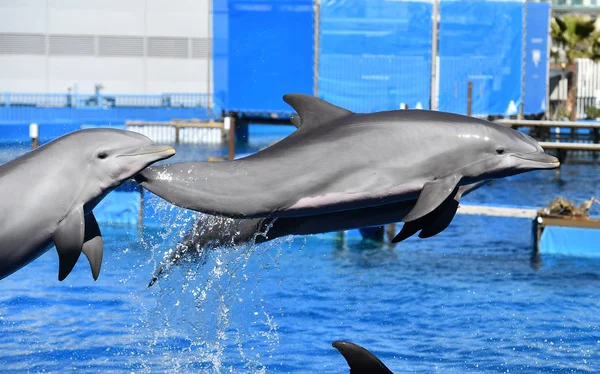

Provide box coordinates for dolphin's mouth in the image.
[511,152,560,169]
[117,145,176,158]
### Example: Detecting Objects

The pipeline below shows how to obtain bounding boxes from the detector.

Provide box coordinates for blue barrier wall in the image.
[318,0,432,112]
[524,2,550,115]
[438,1,523,116]
[540,226,600,258]
[213,0,314,115]
[0,93,215,128]
[0,107,212,125]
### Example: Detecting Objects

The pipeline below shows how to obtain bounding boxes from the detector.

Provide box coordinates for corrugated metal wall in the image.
[0,0,212,95]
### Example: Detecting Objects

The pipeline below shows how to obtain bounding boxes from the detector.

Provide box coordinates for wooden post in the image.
[467,81,473,116]
[225,116,236,161]
[175,124,180,144]
[532,216,543,253]
[29,123,39,149]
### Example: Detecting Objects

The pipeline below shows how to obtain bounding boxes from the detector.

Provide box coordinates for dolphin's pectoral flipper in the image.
[418,180,483,238]
[402,174,461,223]
[332,341,394,374]
[391,221,422,243]
[418,196,460,239]
[53,207,85,281]
[393,186,460,243]
[82,213,103,280]
[283,94,353,128]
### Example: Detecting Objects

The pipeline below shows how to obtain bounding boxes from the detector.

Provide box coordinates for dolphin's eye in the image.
[97,152,108,160]
[496,148,505,155]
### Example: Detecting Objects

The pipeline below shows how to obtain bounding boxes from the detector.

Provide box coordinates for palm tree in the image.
[551,15,600,120]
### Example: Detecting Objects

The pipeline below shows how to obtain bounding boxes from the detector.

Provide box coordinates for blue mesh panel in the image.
[438,1,523,116]
[318,0,432,112]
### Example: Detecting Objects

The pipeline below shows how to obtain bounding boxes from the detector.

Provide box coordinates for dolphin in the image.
[333,341,394,374]
[0,129,175,281]
[147,181,488,286]
[136,94,559,222]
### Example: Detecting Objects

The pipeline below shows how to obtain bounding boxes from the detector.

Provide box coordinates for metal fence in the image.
[0,92,218,126]
[549,59,600,119]
[577,58,600,118]
[0,92,212,109]
[315,0,550,117]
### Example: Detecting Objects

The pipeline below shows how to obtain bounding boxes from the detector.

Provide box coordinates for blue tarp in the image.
[540,226,600,258]
[524,2,550,115]
[213,0,314,114]
[438,1,523,116]
[318,0,432,112]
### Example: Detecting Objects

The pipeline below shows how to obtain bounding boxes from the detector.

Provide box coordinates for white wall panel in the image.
[0,55,47,91]
[0,0,48,34]
[47,56,145,93]
[146,58,208,93]
[0,0,212,95]
[47,0,145,35]
[146,0,209,37]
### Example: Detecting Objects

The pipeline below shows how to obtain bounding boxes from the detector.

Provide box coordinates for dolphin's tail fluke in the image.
[332,341,394,374]
[147,216,272,287]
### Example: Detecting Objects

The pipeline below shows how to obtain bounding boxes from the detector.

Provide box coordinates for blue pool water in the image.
[1,126,599,373]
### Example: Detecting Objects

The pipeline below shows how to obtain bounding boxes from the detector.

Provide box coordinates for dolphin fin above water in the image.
[393,180,487,243]
[53,207,86,281]
[418,189,463,239]
[392,193,459,243]
[333,341,394,374]
[289,114,302,128]
[283,93,352,128]
[402,174,461,223]
[82,213,103,280]
[54,208,104,281]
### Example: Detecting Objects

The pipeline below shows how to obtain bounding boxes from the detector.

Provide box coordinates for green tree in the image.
[551,15,600,120]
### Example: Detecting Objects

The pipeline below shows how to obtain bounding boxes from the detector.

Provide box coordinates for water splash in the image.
[130,204,286,373]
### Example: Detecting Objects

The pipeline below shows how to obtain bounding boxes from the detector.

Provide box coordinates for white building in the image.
[0,0,212,95]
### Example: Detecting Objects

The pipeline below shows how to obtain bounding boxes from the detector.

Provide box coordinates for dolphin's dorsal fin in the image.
[82,213,103,280]
[283,94,353,128]
[290,114,302,128]
[53,207,85,281]
[333,341,394,374]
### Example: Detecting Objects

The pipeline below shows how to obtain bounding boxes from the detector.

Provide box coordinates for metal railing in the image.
[0,92,213,110]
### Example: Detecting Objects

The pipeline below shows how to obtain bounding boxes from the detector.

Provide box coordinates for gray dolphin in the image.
[0,129,175,281]
[148,181,487,286]
[136,94,559,221]
[333,341,394,374]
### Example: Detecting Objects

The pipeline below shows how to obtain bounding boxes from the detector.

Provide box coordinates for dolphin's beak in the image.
[511,151,560,169]
[117,145,176,161]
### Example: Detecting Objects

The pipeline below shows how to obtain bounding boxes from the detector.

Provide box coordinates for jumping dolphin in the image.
[147,181,488,286]
[333,341,394,374]
[136,94,559,221]
[0,129,175,281]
